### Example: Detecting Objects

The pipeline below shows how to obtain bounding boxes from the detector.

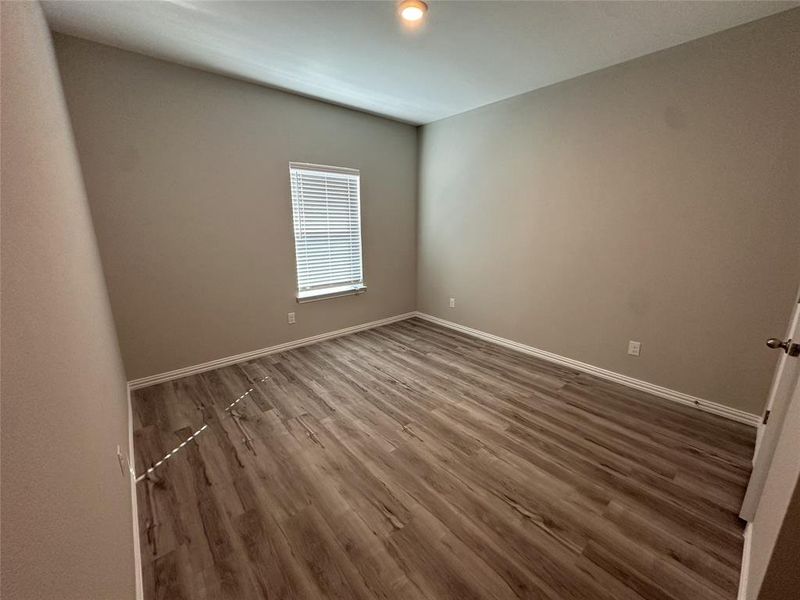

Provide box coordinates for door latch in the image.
[766,338,800,357]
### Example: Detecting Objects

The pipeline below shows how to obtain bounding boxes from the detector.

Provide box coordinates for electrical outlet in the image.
[627,340,641,357]
[449,297,455,308]
[288,312,296,324]
[116,445,129,477]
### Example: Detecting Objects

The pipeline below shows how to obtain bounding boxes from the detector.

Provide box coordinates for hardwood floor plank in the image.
[132,318,753,600]
[153,548,190,600]
[283,505,375,600]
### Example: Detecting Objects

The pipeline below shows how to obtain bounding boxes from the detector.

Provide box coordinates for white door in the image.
[740,295,800,521]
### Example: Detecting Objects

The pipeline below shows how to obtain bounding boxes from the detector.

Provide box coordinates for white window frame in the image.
[289,162,366,303]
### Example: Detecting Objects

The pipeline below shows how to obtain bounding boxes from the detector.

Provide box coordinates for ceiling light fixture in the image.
[399,0,427,22]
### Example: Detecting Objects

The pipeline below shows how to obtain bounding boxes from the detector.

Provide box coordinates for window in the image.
[289,162,365,302]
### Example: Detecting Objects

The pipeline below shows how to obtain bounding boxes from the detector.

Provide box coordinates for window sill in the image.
[296,285,367,303]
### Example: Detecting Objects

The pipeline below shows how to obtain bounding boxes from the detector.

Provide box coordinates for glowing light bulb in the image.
[399,0,427,23]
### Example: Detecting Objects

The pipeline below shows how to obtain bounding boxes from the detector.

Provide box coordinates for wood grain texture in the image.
[132,317,754,600]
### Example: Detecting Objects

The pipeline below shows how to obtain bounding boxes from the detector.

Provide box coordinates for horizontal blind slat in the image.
[290,163,363,294]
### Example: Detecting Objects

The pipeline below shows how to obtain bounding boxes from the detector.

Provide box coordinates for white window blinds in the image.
[289,163,365,300]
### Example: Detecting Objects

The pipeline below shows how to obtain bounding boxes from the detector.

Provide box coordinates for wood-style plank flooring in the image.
[132,317,754,600]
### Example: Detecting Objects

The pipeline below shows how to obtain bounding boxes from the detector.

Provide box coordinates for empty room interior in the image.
[3,1,800,599]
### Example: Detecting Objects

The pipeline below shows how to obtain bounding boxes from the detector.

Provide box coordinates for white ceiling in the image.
[43,1,798,125]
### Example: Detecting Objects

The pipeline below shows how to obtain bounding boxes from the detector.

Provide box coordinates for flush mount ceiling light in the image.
[398,0,428,22]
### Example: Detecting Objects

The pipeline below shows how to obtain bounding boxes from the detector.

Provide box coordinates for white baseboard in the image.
[414,312,760,427]
[128,312,417,389]
[128,309,760,426]
[127,384,144,600]
[738,522,753,600]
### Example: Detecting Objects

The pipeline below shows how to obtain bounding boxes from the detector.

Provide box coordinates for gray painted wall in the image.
[53,34,419,380]
[0,3,135,598]
[417,10,800,415]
